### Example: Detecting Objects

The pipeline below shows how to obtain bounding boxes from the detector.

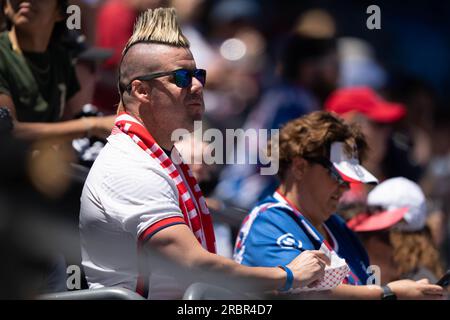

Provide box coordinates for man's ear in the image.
[291,157,307,180]
[133,81,151,103]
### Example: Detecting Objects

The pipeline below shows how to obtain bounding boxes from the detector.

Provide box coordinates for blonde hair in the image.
[390,228,444,279]
[118,7,190,102]
[123,7,190,55]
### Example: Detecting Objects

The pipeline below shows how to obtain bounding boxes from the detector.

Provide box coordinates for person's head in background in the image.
[325,87,406,181]
[276,9,338,104]
[62,30,113,115]
[347,177,444,284]
[206,0,267,115]
[170,0,204,24]
[386,77,437,169]
[2,0,68,43]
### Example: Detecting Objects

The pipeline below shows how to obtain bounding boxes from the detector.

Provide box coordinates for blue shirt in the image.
[234,192,371,285]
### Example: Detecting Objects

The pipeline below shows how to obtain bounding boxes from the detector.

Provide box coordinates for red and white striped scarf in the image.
[113,113,216,253]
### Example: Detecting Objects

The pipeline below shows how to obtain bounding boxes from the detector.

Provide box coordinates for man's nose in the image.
[190,76,204,93]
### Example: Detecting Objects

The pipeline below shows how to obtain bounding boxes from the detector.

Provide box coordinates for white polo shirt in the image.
[79,131,187,299]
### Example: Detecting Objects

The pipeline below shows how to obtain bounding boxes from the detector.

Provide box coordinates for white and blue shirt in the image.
[233,191,371,285]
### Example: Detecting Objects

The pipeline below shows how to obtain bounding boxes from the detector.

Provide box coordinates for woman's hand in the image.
[387,279,446,300]
[287,250,330,288]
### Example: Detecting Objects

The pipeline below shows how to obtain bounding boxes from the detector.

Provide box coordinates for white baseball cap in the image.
[366,177,427,232]
[330,142,378,185]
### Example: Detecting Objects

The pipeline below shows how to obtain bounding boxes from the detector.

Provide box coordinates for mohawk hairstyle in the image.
[123,7,190,55]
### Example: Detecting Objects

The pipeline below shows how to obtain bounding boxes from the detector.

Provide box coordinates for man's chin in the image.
[190,109,204,122]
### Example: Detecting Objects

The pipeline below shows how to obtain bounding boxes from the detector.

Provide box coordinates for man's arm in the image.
[0,94,114,140]
[147,224,330,293]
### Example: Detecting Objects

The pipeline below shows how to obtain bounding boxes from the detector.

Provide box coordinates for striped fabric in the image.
[113,113,216,254]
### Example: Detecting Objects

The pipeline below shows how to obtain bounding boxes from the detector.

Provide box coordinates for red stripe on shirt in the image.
[138,216,186,244]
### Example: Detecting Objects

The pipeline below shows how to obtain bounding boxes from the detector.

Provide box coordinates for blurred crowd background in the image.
[1,0,450,298]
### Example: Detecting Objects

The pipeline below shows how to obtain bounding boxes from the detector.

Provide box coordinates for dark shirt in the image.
[0,32,80,122]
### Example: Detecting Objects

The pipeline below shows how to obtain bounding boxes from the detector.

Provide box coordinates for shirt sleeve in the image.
[97,162,186,243]
[236,208,312,268]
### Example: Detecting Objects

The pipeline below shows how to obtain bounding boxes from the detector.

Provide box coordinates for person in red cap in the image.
[325,86,406,182]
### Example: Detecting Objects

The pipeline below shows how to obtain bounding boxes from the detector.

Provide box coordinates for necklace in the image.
[24,53,51,85]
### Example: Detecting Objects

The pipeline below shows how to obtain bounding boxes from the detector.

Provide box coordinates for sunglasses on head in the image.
[303,156,350,188]
[126,68,206,93]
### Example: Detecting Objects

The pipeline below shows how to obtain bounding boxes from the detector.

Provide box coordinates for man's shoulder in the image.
[97,132,166,171]
[89,132,175,189]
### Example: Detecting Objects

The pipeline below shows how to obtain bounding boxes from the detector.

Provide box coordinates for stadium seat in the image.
[182,282,257,300]
[37,287,145,300]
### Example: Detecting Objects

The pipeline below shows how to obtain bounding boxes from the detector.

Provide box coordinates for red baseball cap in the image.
[346,207,409,232]
[325,87,406,123]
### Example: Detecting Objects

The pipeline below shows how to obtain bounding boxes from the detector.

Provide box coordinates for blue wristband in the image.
[277,265,294,292]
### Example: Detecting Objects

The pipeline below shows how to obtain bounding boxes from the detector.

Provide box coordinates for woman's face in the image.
[300,160,350,223]
[4,0,62,31]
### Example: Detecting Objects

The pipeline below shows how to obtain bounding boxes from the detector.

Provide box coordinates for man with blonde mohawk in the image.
[80,8,329,299]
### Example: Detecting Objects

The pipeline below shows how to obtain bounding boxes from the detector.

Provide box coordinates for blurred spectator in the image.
[0,130,79,297]
[62,30,113,115]
[201,0,267,129]
[214,31,338,208]
[233,111,444,299]
[292,8,338,104]
[421,106,450,268]
[325,87,426,184]
[388,77,437,167]
[0,0,114,141]
[347,177,445,284]
[93,0,167,113]
[61,30,114,166]
[338,37,387,90]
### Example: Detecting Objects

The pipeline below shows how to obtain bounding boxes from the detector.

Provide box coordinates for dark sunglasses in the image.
[126,68,206,93]
[303,156,350,188]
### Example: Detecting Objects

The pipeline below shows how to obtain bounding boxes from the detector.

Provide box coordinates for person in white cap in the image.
[348,177,444,284]
[234,111,445,299]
